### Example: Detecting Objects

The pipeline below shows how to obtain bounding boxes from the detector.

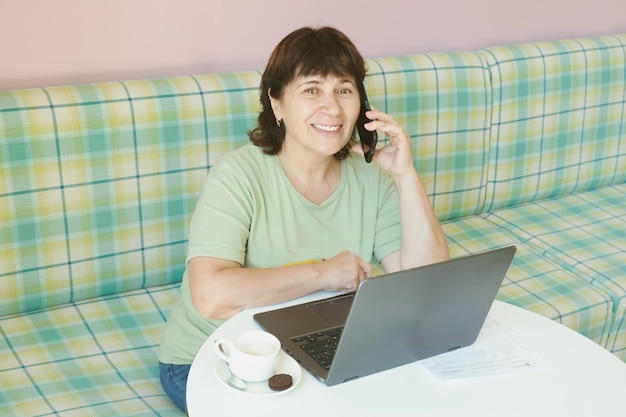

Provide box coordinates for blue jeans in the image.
[159,362,191,412]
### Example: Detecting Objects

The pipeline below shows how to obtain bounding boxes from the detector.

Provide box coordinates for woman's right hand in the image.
[317,250,373,293]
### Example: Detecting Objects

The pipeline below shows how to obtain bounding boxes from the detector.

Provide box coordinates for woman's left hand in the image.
[352,106,415,178]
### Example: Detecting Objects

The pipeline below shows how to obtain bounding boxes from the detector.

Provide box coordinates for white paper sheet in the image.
[420,318,547,390]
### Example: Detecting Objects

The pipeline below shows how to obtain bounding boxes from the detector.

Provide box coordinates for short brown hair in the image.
[248,26,366,158]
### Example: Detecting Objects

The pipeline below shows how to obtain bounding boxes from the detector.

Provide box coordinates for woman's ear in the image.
[268,88,282,123]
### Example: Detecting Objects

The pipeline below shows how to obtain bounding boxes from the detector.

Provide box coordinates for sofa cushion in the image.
[0,72,261,316]
[0,283,182,416]
[366,51,492,221]
[479,33,626,212]
[442,216,614,349]
[484,183,626,360]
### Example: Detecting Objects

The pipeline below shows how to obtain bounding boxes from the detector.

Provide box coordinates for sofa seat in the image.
[0,284,181,416]
[442,216,614,349]
[484,183,626,359]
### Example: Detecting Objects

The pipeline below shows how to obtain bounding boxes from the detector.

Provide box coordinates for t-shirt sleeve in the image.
[186,160,253,265]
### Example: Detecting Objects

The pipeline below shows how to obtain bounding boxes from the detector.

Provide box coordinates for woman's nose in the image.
[320,93,341,115]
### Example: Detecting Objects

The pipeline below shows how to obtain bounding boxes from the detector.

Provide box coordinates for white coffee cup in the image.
[214,330,281,382]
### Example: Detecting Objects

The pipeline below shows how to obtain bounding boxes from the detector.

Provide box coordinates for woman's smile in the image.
[312,123,342,133]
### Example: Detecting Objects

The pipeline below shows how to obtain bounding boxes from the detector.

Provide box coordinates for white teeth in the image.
[313,124,340,132]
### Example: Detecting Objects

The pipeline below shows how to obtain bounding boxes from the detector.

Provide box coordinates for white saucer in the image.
[215,351,302,395]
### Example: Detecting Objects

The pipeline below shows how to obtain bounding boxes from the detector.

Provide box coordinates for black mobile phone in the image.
[356,82,378,163]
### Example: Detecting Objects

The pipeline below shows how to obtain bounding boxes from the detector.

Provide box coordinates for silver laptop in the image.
[253,246,516,386]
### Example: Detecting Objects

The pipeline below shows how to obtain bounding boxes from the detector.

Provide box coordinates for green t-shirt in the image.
[159,144,401,364]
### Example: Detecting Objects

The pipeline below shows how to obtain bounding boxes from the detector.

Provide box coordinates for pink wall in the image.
[2,0,625,90]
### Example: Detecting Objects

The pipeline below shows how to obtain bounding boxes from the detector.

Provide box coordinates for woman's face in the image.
[270,73,360,159]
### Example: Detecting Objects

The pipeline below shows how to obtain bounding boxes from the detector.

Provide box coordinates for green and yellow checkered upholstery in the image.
[366,51,491,221]
[1,72,262,415]
[481,35,626,210]
[1,33,624,415]
[478,34,626,359]
[0,72,262,317]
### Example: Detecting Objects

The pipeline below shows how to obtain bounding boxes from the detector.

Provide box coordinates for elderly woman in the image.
[158,25,449,411]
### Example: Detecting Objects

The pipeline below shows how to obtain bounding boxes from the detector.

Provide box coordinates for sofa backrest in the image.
[366,51,492,221]
[0,52,493,316]
[2,34,624,316]
[0,72,261,315]
[479,34,626,212]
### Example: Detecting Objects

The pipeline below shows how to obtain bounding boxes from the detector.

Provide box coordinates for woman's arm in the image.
[362,106,450,273]
[379,169,450,272]
[188,251,373,320]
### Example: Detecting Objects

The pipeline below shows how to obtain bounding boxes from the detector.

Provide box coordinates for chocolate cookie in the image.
[268,373,293,391]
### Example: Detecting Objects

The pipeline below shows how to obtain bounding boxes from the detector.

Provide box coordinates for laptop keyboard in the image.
[291,327,344,369]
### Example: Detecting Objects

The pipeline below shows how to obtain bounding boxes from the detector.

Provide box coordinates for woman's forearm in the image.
[393,169,450,270]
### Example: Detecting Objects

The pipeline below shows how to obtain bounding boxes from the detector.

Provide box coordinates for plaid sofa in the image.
[1,33,625,415]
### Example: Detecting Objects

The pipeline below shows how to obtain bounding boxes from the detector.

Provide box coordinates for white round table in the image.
[186,292,626,417]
